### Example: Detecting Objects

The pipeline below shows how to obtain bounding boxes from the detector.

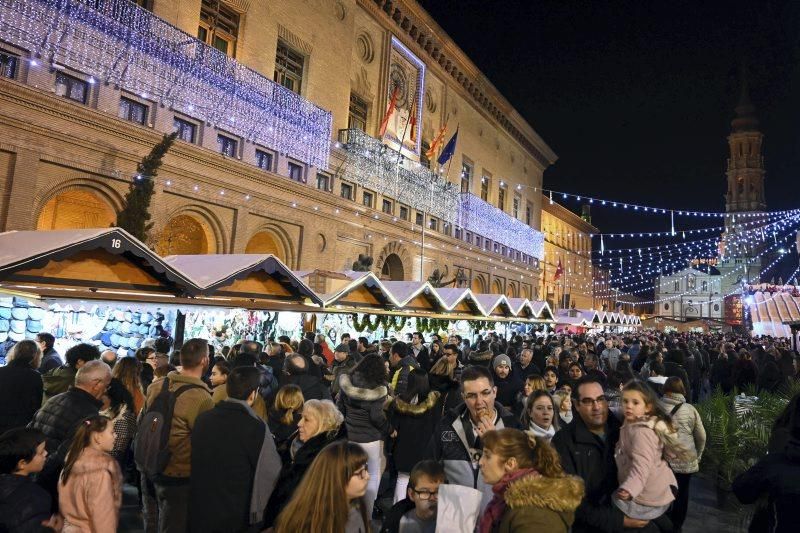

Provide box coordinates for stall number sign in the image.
[111,238,122,249]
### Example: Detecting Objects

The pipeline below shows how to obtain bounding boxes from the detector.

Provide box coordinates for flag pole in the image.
[396,92,415,166]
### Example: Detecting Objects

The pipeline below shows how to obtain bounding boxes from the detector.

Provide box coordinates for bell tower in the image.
[725,73,766,213]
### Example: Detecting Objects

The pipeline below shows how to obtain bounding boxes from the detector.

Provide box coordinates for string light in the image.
[0,0,332,168]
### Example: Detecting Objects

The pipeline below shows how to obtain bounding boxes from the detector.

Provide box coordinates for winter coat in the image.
[658,393,706,473]
[710,357,733,394]
[411,345,431,372]
[615,417,677,507]
[552,413,627,533]
[330,356,358,396]
[41,365,77,401]
[38,349,62,375]
[732,358,758,390]
[468,349,494,369]
[512,361,541,381]
[189,401,281,533]
[336,373,389,443]
[262,425,345,528]
[733,436,800,533]
[390,355,420,397]
[57,447,123,533]
[0,360,43,435]
[494,373,523,410]
[379,498,415,533]
[143,372,214,479]
[493,472,584,533]
[387,391,441,472]
[427,402,520,511]
[279,371,331,402]
[757,357,784,393]
[30,388,102,456]
[0,474,51,533]
[267,409,300,464]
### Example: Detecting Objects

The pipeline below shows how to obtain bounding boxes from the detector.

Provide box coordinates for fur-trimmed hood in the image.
[393,390,441,416]
[468,349,493,362]
[504,472,584,513]
[338,373,388,401]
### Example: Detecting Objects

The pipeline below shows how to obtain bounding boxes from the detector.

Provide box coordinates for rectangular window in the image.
[0,51,18,79]
[316,173,330,191]
[525,202,532,226]
[198,0,240,56]
[416,212,424,226]
[173,117,198,143]
[429,217,439,232]
[455,227,463,240]
[475,236,482,247]
[480,173,490,202]
[255,149,273,171]
[382,199,393,215]
[498,185,506,210]
[465,231,472,244]
[217,134,238,157]
[341,182,353,200]
[513,194,521,218]
[54,72,88,104]
[348,93,368,131]
[118,97,148,125]
[274,40,304,94]
[494,242,500,253]
[461,158,473,193]
[288,161,304,183]
[399,205,409,221]
[362,190,374,208]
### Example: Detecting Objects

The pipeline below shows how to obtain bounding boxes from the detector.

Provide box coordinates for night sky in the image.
[420,0,800,282]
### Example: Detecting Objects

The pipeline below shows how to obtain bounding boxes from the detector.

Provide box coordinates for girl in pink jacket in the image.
[58,415,123,532]
[613,380,680,521]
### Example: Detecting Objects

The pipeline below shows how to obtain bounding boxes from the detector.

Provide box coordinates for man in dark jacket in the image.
[280,354,330,400]
[34,333,61,374]
[189,367,280,532]
[0,341,43,435]
[389,341,419,397]
[331,343,358,396]
[41,343,100,401]
[512,348,541,380]
[29,360,109,510]
[553,376,666,533]
[427,366,519,511]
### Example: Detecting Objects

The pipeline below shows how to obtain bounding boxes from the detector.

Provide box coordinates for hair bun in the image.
[523,430,538,450]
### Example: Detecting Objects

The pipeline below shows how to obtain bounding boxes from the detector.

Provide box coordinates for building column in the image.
[4,148,40,231]
[231,207,249,254]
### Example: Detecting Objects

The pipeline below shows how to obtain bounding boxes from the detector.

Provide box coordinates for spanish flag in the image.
[425,123,447,160]
[378,86,400,137]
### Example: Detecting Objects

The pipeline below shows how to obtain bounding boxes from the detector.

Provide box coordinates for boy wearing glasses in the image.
[381,460,444,533]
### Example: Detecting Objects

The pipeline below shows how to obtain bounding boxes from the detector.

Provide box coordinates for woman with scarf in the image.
[520,390,559,443]
[477,428,584,532]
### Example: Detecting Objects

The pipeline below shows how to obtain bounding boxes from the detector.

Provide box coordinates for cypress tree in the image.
[116,131,178,242]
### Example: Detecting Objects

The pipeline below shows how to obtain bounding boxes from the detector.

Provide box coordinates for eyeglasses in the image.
[352,466,369,480]
[579,395,608,406]
[411,488,439,500]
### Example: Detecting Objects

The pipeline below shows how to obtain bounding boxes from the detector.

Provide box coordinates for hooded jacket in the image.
[336,373,389,443]
[468,348,494,369]
[493,472,585,533]
[57,447,123,533]
[427,402,520,511]
[41,365,77,401]
[615,417,677,507]
[387,391,441,472]
[0,474,51,532]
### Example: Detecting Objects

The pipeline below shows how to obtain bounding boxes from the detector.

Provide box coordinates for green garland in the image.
[416,317,451,334]
[351,313,380,332]
[467,319,497,331]
[351,313,409,333]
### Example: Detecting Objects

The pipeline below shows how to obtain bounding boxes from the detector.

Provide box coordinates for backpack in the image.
[134,378,203,478]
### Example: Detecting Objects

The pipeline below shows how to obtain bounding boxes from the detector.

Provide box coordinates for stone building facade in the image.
[0,0,566,300]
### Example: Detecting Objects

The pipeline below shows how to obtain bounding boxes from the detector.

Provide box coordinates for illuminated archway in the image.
[246,231,284,259]
[471,275,486,294]
[37,189,116,230]
[506,282,519,298]
[492,278,504,295]
[155,214,211,255]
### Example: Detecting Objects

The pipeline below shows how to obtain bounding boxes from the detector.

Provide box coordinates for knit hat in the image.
[492,354,512,370]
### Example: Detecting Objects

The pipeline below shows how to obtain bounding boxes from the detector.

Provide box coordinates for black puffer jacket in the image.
[29,387,102,454]
[262,425,345,528]
[0,360,43,435]
[387,391,441,472]
[336,373,389,443]
[0,474,52,532]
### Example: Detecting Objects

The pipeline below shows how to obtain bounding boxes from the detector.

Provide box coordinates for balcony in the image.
[458,193,545,261]
[0,0,332,168]
[337,128,459,223]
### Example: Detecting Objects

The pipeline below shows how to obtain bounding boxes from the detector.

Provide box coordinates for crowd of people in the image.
[0,327,798,532]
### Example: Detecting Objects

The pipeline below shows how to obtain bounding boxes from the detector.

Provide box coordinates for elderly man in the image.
[513,348,541,379]
[427,365,519,511]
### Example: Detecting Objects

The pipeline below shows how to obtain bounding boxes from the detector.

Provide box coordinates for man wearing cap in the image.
[491,354,522,410]
[330,343,358,396]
